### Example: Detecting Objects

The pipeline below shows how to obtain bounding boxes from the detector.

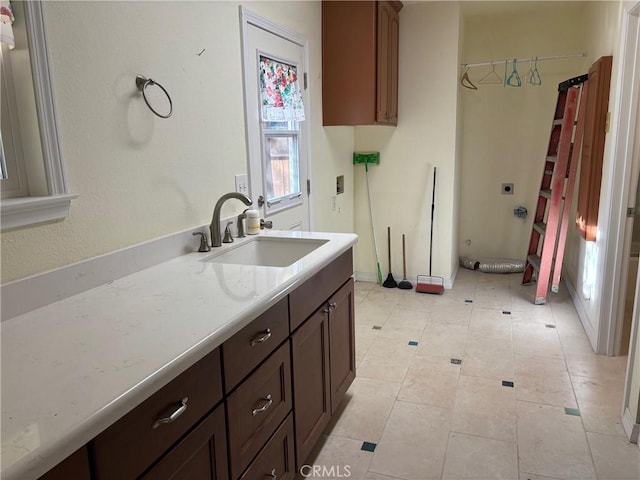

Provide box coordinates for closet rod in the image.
[461,53,586,69]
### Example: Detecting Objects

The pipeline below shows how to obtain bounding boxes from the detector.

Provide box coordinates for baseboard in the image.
[1,223,213,321]
[563,275,599,351]
[622,407,640,443]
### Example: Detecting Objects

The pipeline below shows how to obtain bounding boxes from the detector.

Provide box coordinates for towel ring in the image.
[135,75,173,119]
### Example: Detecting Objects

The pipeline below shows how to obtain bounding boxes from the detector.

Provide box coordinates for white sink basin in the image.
[202,236,329,267]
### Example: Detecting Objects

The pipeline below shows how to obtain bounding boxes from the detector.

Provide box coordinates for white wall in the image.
[0,1,354,283]
[459,4,587,261]
[564,0,625,350]
[353,2,462,284]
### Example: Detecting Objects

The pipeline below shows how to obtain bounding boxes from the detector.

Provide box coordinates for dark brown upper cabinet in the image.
[576,55,613,242]
[322,1,403,126]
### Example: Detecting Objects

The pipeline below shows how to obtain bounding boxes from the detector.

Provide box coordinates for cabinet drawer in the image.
[289,249,353,331]
[141,403,228,480]
[222,297,289,392]
[92,349,223,480]
[239,414,295,480]
[227,342,292,479]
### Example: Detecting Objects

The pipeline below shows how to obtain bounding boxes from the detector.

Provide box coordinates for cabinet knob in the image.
[323,302,337,314]
[152,397,188,429]
[250,328,272,346]
[252,394,273,416]
[268,469,277,479]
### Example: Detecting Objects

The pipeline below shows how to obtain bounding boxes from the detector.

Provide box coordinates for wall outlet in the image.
[235,174,248,195]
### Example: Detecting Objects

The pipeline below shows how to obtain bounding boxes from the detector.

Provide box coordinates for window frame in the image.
[260,124,303,215]
[0,0,76,231]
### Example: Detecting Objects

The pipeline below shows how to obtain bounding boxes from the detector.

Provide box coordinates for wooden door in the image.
[291,308,331,467]
[141,404,228,480]
[328,279,356,414]
[576,55,613,241]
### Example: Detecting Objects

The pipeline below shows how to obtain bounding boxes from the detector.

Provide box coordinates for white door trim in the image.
[239,6,313,230]
[598,1,640,356]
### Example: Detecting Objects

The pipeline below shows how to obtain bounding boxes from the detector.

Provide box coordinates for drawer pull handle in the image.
[268,468,277,479]
[250,328,272,346]
[152,397,188,429]
[252,394,273,416]
[329,302,337,310]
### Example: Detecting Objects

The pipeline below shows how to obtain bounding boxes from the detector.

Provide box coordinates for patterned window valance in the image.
[0,1,15,48]
[259,55,305,122]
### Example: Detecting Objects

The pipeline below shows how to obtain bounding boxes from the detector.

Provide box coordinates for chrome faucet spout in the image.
[210,192,253,247]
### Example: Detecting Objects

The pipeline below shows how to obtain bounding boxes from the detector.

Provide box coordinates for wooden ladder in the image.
[522,75,589,304]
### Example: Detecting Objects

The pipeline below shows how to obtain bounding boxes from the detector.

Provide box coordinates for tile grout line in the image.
[508,282,521,480]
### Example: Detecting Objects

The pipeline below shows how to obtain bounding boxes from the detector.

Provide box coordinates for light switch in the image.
[235,174,248,195]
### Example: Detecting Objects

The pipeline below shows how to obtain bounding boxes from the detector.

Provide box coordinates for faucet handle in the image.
[223,221,234,243]
[260,219,273,230]
[192,232,211,252]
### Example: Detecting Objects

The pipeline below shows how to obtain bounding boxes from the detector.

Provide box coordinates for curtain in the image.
[259,55,305,122]
[0,1,15,49]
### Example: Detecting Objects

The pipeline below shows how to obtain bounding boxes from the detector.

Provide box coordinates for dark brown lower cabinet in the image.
[291,307,331,468]
[35,249,356,480]
[291,276,356,468]
[141,404,228,480]
[328,279,356,414]
[38,448,91,480]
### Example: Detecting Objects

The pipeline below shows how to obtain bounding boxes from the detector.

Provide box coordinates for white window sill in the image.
[1,194,78,231]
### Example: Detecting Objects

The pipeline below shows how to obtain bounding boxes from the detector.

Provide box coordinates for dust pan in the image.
[416,275,444,294]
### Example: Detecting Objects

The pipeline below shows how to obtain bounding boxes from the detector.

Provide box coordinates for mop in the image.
[416,167,445,294]
[354,152,383,284]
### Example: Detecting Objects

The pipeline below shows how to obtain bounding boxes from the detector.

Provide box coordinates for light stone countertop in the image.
[1,230,357,480]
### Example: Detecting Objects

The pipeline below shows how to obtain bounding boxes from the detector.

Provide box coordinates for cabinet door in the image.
[141,404,228,480]
[388,7,400,123]
[291,308,331,467]
[328,279,356,414]
[376,1,401,126]
[376,1,391,123]
[38,448,91,480]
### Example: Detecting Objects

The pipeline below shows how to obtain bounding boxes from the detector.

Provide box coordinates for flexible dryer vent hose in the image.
[459,256,525,274]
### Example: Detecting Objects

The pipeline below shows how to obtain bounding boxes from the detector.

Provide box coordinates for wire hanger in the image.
[506,59,521,87]
[460,66,478,90]
[478,62,503,85]
[527,56,542,86]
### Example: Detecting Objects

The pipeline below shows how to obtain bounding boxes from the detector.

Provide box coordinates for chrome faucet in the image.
[210,192,253,247]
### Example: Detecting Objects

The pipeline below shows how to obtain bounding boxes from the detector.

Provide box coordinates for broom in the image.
[382,226,398,288]
[416,167,445,294]
[398,234,413,289]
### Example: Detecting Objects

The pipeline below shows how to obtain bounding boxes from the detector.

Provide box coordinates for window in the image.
[0,1,76,231]
[258,55,305,215]
[261,122,302,213]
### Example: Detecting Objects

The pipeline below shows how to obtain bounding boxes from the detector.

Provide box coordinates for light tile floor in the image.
[306,269,640,480]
